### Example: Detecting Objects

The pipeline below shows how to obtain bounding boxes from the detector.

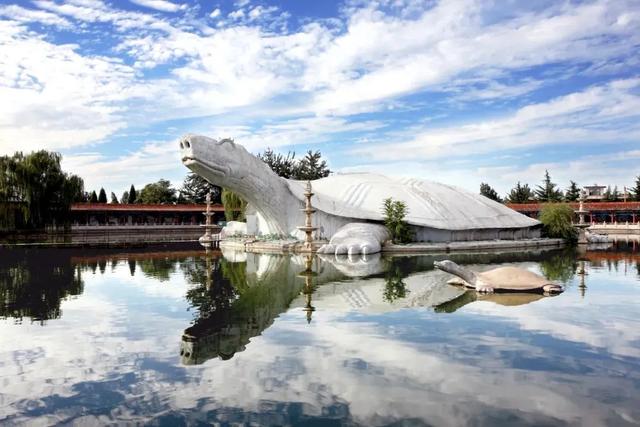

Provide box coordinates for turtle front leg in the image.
[317,223,390,255]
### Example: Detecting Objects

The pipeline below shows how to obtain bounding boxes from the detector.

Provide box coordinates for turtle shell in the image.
[287,173,538,230]
[476,267,553,291]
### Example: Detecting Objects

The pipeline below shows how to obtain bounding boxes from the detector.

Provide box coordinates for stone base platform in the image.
[220,238,565,255]
[220,238,326,254]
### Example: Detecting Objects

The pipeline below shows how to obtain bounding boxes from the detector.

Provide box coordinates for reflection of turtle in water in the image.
[435,291,549,313]
[434,260,564,294]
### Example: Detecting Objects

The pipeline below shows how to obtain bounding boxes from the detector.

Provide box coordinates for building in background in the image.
[583,184,607,201]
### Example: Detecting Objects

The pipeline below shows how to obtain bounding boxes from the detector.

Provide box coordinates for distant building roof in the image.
[71,203,226,212]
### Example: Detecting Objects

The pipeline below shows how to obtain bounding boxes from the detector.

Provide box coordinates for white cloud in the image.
[209,8,221,18]
[207,116,386,152]
[351,79,640,162]
[33,0,173,32]
[0,22,136,154]
[0,4,72,28]
[0,0,638,189]
[228,9,245,20]
[304,0,640,114]
[62,140,185,192]
[129,0,187,13]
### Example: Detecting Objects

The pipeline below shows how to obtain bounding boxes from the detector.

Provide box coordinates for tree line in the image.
[85,174,221,206]
[1,147,331,230]
[84,148,331,210]
[480,170,640,204]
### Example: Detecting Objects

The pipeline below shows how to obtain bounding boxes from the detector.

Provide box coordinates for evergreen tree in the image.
[294,150,331,180]
[110,192,119,204]
[138,179,176,204]
[564,181,580,201]
[127,184,137,204]
[121,191,129,204]
[603,185,612,201]
[382,198,412,243]
[506,182,534,204]
[479,182,502,203]
[89,191,98,203]
[258,148,331,180]
[258,148,297,178]
[535,170,563,202]
[98,188,107,203]
[180,172,222,203]
[611,185,620,201]
[631,175,640,201]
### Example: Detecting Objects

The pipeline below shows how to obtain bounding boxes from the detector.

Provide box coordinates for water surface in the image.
[1,243,639,426]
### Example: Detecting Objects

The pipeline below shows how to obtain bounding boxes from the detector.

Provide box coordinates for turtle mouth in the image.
[182,156,230,177]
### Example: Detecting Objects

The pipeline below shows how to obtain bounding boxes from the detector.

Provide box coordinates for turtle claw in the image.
[543,284,564,294]
[476,284,494,293]
[318,223,390,256]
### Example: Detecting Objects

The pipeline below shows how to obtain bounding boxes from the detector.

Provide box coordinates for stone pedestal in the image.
[297,181,318,251]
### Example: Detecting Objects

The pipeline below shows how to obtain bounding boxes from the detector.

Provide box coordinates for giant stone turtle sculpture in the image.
[434,260,564,294]
[179,134,541,255]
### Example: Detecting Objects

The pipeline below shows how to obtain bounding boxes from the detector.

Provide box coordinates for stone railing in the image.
[589,223,640,235]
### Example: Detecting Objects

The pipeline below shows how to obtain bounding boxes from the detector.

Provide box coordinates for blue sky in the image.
[0,0,639,197]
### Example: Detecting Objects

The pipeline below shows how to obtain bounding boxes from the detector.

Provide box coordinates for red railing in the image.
[507,202,640,213]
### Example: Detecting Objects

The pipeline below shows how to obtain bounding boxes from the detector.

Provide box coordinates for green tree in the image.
[564,181,580,201]
[539,204,576,241]
[0,151,84,229]
[382,264,409,303]
[98,188,107,203]
[258,148,331,180]
[180,172,222,204]
[258,148,297,178]
[127,184,137,204]
[121,190,129,205]
[138,179,176,204]
[480,182,502,202]
[602,185,621,202]
[294,150,331,180]
[631,175,640,201]
[611,186,620,201]
[110,192,119,204]
[222,189,247,222]
[89,191,98,203]
[505,182,534,204]
[382,198,412,244]
[535,170,563,202]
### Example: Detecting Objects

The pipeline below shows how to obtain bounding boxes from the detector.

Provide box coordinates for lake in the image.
[1,243,639,426]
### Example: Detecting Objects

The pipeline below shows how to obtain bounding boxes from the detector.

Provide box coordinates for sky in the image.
[0,0,639,198]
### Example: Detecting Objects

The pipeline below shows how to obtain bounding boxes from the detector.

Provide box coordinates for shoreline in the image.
[0,237,565,253]
[220,237,566,254]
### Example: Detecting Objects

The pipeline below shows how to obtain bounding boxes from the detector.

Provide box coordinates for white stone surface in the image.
[220,220,247,238]
[180,134,540,248]
[317,222,390,255]
[286,173,539,231]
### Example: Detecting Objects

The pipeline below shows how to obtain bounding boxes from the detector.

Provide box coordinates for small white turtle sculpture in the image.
[434,260,564,294]
[179,134,540,255]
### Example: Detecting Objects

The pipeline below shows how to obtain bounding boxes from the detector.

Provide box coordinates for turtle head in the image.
[434,260,458,272]
[179,134,246,187]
